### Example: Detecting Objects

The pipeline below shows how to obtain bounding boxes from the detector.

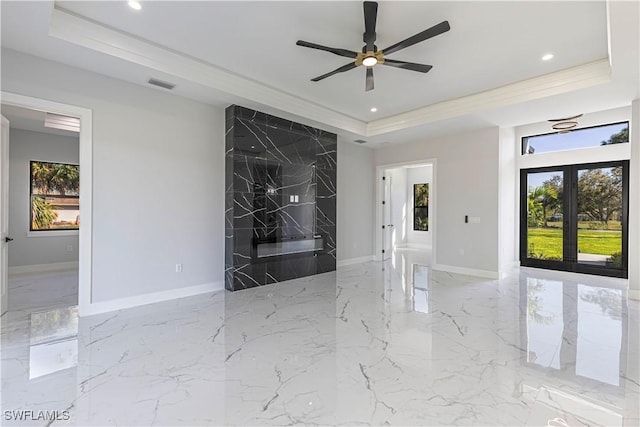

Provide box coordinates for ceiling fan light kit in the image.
[296,1,450,91]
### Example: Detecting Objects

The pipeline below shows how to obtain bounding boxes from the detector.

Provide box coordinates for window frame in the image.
[519,160,629,279]
[521,121,629,156]
[413,183,429,232]
[29,160,80,233]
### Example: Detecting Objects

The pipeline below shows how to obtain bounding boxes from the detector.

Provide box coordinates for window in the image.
[520,161,628,278]
[522,122,628,155]
[413,183,429,231]
[30,161,79,231]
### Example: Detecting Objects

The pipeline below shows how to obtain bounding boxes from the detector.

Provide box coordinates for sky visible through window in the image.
[528,171,562,192]
[523,122,628,155]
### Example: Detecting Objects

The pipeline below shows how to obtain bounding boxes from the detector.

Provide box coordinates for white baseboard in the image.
[9,261,79,275]
[628,289,639,301]
[80,281,225,317]
[432,263,499,280]
[499,261,521,278]
[395,244,431,250]
[337,255,375,267]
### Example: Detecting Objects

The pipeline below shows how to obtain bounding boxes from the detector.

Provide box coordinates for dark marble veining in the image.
[224,105,337,291]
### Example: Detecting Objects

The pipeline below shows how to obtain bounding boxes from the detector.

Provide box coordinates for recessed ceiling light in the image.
[542,53,554,61]
[370,107,378,113]
[128,1,142,10]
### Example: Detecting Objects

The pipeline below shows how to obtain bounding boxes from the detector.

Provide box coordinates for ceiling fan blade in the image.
[381,20,450,56]
[381,59,433,73]
[363,1,378,51]
[311,62,358,82]
[296,40,358,59]
[365,67,374,91]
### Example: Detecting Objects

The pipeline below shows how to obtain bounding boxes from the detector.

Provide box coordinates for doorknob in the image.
[4,237,13,242]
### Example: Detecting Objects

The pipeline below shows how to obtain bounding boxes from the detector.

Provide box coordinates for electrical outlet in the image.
[66,245,73,253]
[175,264,183,273]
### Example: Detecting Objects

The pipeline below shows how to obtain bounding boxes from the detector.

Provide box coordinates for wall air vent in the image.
[354,139,367,144]
[147,78,176,90]
[44,113,80,133]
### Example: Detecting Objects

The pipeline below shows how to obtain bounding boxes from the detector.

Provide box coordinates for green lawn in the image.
[527,228,621,260]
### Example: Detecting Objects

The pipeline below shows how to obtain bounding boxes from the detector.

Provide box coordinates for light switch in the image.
[290,195,295,203]
[294,195,299,202]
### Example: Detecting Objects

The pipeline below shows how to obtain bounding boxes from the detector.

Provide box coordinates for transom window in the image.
[522,122,628,155]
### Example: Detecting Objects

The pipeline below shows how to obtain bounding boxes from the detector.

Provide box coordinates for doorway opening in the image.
[1,92,92,317]
[376,159,436,263]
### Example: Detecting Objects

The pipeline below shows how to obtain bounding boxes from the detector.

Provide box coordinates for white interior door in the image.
[382,174,392,260]
[1,115,10,316]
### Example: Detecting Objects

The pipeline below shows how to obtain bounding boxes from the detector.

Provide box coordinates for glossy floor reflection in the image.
[1,251,638,426]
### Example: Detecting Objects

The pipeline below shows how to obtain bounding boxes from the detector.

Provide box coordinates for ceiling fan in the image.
[296,1,450,91]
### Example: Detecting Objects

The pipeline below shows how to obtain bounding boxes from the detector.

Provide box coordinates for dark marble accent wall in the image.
[225,105,337,291]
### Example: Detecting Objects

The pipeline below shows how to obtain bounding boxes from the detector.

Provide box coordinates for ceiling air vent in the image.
[354,139,368,144]
[148,78,175,90]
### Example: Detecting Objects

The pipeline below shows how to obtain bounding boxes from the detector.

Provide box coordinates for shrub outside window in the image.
[414,183,429,231]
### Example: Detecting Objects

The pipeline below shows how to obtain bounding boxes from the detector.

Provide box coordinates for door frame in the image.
[519,160,629,278]
[1,115,9,316]
[1,91,93,315]
[375,158,436,262]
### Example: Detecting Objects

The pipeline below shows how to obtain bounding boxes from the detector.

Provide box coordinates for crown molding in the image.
[49,6,367,136]
[366,59,611,136]
[50,6,611,139]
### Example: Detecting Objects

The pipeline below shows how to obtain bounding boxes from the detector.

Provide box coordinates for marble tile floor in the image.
[4,269,78,313]
[1,251,638,426]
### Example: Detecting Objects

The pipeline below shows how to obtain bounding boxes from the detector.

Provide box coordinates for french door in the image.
[520,161,629,278]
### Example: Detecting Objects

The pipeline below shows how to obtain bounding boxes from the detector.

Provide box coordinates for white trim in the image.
[367,60,611,137]
[376,159,437,265]
[48,7,612,139]
[81,281,225,317]
[49,6,366,137]
[1,91,93,318]
[9,261,78,275]
[27,230,79,238]
[337,255,375,267]
[395,243,431,250]
[432,263,499,280]
[629,289,640,301]
[499,261,521,279]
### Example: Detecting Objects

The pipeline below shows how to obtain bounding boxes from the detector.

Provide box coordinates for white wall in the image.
[406,165,432,247]
[337,139,374,262]
[374,127,500,276]
[8,128,79,267]
[2,49,224,303]
[498,127,517,276]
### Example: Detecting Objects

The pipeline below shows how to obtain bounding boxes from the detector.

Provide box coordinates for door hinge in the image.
[382,225,385,229]
[382,176,386,181]
[382,249,385,253]
[382,200,386,205]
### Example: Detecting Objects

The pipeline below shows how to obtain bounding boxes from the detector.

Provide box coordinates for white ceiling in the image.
[1,1,638,146]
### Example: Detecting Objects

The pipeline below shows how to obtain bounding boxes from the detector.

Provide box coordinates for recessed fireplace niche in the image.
[224,106,337,291]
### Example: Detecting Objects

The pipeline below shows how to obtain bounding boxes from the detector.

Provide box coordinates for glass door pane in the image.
[576,166,623,269]
[526,171,564,261]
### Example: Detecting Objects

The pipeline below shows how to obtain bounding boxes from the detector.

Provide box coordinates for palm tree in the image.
[528,185,557,228]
